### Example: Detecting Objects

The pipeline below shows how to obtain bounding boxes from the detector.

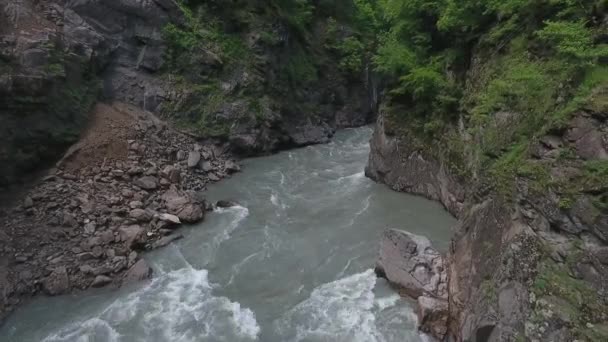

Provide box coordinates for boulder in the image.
[224,160,240,173]
[91,275,112,287]
[162,165,181,183]
[123,259,153,284]
[199,161,214,172]
[417,296,449,340]
[129,208,152,222]
[162,188,204,223]
[43,267,70,295]
[216,200,238,208]
[119,225,145,248]
[159,213,181,225]
[187,151,201,168]
[133,176,158,190]
[375,229,447,299]
[151,234,183,249]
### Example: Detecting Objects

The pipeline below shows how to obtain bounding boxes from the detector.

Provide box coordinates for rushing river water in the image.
[1,127,456,342]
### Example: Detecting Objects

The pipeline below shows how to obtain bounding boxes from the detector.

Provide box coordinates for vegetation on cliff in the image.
[159,0,377,142]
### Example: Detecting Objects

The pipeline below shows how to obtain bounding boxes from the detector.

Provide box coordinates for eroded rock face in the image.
[367,109,608,341]
[365,114,465,216]
[376,229,447,299]
[375,228,449,340]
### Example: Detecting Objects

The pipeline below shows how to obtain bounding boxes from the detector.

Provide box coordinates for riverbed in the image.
[1,126,456,342]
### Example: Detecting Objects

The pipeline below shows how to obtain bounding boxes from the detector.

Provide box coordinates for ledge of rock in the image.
[375,229,449,340]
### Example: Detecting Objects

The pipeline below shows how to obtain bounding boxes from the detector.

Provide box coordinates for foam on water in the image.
[41,267,260,342]
[42,318,121,342]
[213,205,250,245]
[272,269,386,342]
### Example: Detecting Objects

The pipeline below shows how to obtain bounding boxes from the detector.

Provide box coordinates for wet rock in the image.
[159,213,181,225]
[43,267,70,295]
[162,188,204,223]
[417,296,448,340]
[375,229,446,299]
[224,160,240,173]
[123,259,152,284]
[151,234,183,249]
[133,176,158,190]
[216,200,238,208]
[91,275,112,287]
[119,225,145,249]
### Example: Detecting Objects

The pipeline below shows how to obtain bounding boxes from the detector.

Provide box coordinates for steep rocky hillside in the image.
[365,1,608,341]
[0,0,377,189]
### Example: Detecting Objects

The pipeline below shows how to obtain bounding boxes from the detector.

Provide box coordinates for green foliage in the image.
[336,36,365,74]
[536,20,606,64]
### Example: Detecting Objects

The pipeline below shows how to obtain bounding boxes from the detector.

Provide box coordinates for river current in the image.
[1,126,455,342]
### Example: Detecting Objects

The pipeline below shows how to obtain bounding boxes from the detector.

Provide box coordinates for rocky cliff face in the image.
[0,0,376,188]
[367,108,608,341]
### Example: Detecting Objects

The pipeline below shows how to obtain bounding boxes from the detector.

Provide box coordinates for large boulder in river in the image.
[162,187,204,223]
[375,229,447,299]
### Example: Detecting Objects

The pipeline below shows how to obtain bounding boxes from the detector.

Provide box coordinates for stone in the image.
[417,296,449,340]
[159,213,181,225]
[162,165,181,183]
[129,209,152,222]
[62,212,78,227]
[91,275,112,287]
[123,259,153,284]
[129,201,144,209]
[375,229,446,299]
[133,176,158,190]
[224,160,240,173]
[84,222,96,234]
[162,188,204,223]
[216,200,238,208]
[23,196,34,208]
[151,234,184,249]
[43,267,70,295]
[187,151,201,168]
[208,173,220,182]
[200,161,214,172]
[119,225,145,249]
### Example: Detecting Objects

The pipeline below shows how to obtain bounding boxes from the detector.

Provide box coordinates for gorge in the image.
[1,0,607,341]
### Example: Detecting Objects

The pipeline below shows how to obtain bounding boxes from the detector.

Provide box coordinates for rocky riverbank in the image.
[0,102,241,321]
[367,110,608,341]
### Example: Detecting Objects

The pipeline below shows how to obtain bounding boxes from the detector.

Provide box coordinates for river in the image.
[1,126,456,342]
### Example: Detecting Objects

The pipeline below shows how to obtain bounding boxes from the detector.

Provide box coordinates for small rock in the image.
[224,160,240,173]
[133,176,158,190]
[216,200,238,208]
[23,196,34,208]
[43,267,70,295]
[129,201,143,209]
[84,222,96,234]
[129,209,152,222]
[152,234,184,249]
[123,259,153,284]
[187,151,201,168]
[159,213,181,225]
[119,225,145,248]
[200,161,213,172]
[91,275,112,288]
